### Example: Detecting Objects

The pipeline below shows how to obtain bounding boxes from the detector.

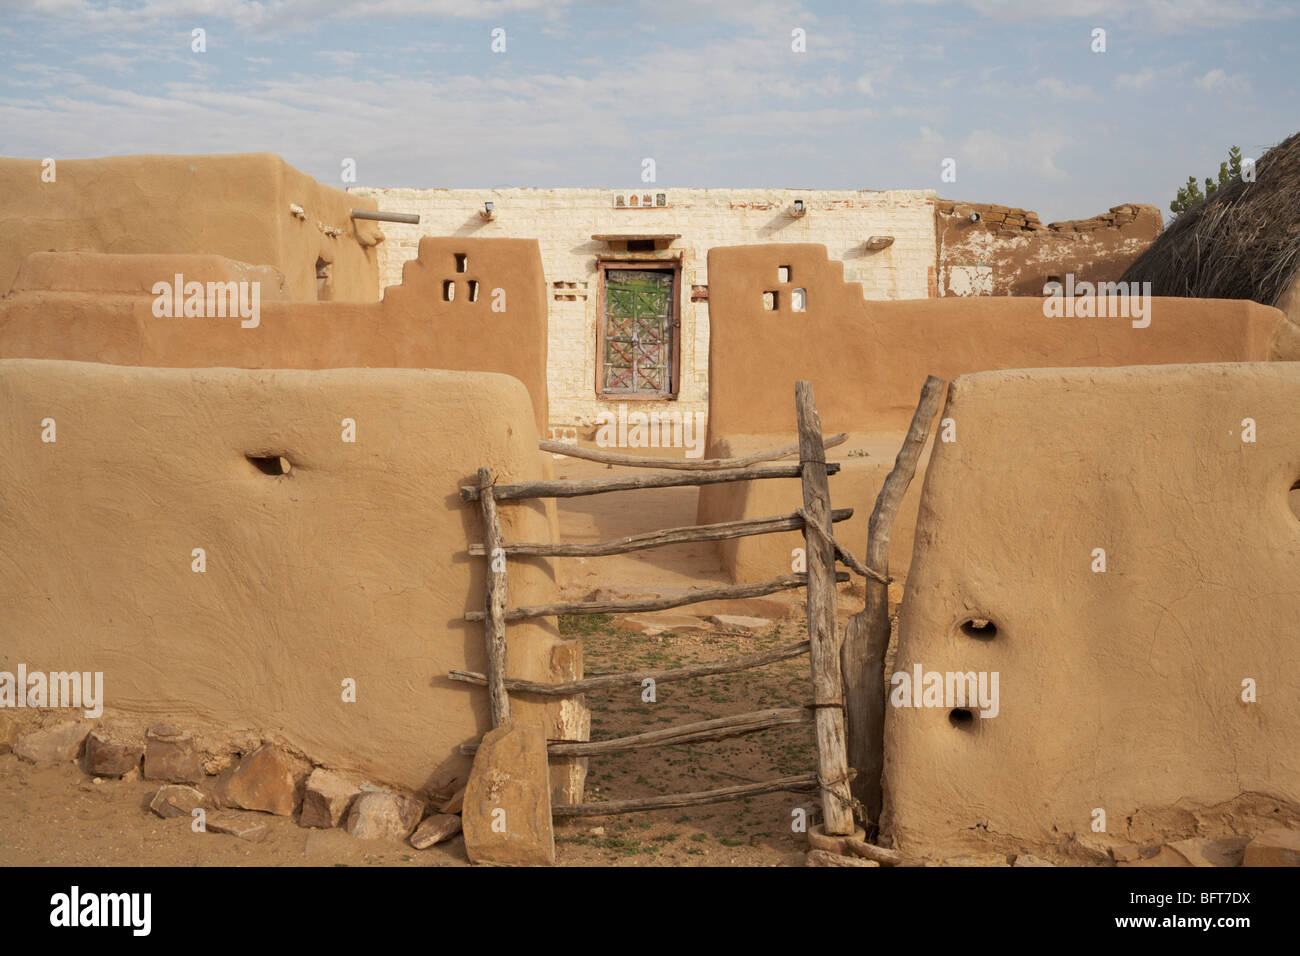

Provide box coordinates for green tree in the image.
[1171,145,1243,216]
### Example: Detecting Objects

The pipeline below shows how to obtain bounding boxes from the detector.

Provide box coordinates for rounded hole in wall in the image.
[957,617,998,640]
[1289,479,1300,521]
[948,708,975,728]
[248,455,292,476]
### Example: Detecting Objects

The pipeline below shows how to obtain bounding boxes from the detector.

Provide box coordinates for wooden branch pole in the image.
[465,571,847,623]
[476,467,511,727]
[469,508,852,558]
[460,461,839,502]
[538,433,848,470]
[449,640,810,696]
[841,375,946,829]
[460,707,810,757]
[552,773,819,817]
[795,381,856,836]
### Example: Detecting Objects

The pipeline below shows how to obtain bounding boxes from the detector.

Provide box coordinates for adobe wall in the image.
[0,153,381,301]
[351,186,939,431]
[0,237,551,436]
[698,243,1298,583]
[936,200,1162,297]
[0,360,578,797]
[883,363,1300,860]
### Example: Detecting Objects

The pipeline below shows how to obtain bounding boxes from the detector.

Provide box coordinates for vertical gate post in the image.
[477,467,511,727]
[794,382,855,835]
[841,375,945,828]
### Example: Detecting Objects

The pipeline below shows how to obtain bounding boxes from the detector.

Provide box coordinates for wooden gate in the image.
[454,377,945,846]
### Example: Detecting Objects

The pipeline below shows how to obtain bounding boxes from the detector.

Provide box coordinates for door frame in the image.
[594,258,683,401]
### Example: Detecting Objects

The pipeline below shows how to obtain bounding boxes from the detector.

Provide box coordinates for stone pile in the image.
[8,718,464,851]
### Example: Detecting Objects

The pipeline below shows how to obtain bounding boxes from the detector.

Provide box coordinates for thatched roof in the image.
[1120,131,1300,307]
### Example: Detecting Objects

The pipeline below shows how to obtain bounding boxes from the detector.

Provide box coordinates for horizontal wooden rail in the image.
[552,773,820,817]
[459,707,810,757]
[468,509,853,558]
[449,640,810,696]
[459,461,840,502]
[538,433,848,471]
[464,572,848,622]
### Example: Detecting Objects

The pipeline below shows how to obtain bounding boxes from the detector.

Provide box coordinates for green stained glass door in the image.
[602,268,674,395]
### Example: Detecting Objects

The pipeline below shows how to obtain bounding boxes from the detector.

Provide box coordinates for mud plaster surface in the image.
[0,360,568,794]
[883,362,1300,859]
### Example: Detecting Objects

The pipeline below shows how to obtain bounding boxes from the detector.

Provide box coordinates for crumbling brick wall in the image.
[936,199,1163,297]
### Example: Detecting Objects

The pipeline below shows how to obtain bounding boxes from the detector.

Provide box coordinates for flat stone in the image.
[344,790,424,841]
[440,784,467,815]
[216,743,300,816]
[143,724,204,784]
[1166,835,1249,867]
[409,813,463,849]
[617,613,706,635]
[1242,828,1300,867]
[205,810,269,843]
[807,849,878,867]
[300,768,364,828]
[1111,844,1142,863]
[707,614,771,631]
[149,784,209,819]
[14,720,93,764]
[82,729,143,777]
[1013,854,1055,867]
[462,723,555,866]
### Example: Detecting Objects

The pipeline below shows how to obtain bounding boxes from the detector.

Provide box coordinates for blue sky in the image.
[1,0,1297,221]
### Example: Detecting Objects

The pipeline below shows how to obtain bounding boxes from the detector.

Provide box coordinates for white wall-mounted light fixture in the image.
[480,201,496,221]
[969,211,981,223]
[791,199,807,217]
[865,235,895,251]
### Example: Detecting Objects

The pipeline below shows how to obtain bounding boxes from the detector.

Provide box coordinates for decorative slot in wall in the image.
[552,281,588,302]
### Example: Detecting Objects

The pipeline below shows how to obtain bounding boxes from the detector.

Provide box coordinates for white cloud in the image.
[1036,77,1099,100]
[75,52,141,73]
[958,128,1072,182]
[315,50,361,67]
[1194,68,1252,96]
[4,0,577,33]
[1115,67,1156,90]
[882,0,1297,32]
